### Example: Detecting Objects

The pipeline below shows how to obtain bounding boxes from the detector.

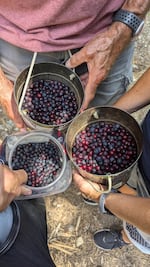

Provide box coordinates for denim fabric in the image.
[0,39,134,105]
[90,41,135,106]
[0,206,13,244]
[0,39,68,82]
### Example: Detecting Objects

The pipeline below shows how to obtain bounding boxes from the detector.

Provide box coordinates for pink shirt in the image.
[0,0,125,52]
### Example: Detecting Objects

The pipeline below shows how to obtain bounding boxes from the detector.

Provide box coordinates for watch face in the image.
[135,20,145,36]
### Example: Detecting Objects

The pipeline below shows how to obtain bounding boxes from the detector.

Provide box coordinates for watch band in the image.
[0,159,5,165]
[99,192,114,215]
[113,9,144,36]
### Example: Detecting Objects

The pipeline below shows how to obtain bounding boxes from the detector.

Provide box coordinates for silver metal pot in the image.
[65,106,143,192]
[7,131,72,199]
[14,62,84,131]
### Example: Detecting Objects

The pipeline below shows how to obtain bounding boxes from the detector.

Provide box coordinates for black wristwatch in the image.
[99,190,117,215]
[0,158,5,165]
[99,193,111,214]
[113,9,145,37]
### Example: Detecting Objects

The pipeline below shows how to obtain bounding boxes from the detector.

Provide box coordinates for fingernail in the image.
[25,188,32,195]
[65,60,70,67]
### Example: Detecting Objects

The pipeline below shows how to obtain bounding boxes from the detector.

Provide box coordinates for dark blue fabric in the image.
[139,110,150,194]
[0,199,56,267]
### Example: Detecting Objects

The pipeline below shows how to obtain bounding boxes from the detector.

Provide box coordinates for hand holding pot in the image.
[0,67,25,129]
[0,165,32,211]
[73,170,105,202]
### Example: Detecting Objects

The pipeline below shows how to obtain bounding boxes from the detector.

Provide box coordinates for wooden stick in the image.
[49,242,79,251]
[48,244,73,255]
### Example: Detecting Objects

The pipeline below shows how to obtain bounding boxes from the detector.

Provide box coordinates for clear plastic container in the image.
[3,130,72,199]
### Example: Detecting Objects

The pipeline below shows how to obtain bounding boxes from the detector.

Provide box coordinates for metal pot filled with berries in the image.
[14,62,84,131]
[7,131,72,198]
[65,106,143,192]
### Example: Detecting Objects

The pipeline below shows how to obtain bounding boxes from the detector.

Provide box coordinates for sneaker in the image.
[93,229,130,250]
[82,195,98,206]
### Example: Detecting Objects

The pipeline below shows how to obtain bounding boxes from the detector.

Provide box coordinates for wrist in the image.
[122,1,150,18]
[107,22,132,56]
[111,21,132,39]
[99,191,116,215]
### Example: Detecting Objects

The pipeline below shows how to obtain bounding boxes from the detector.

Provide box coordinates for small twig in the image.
[57,233,76,238]
[49,242,79,251]
[50,223,61,239]
[55,223,61,235]
[48,244,73,255]
[75,215,81,234]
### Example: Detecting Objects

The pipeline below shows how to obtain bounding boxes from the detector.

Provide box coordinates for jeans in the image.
[0,39,134,106]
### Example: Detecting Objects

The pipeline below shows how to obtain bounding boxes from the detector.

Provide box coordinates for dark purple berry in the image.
[72,121,137,175]
[11,141,63,187]
[22,79,78,126]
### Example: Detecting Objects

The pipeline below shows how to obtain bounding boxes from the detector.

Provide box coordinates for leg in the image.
[90,41,135,106]
[0,39,67,82]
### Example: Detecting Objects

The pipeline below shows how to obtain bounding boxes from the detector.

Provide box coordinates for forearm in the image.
[0,67,6,91]
[105,193,150,234]
[122,0,150,18]
[106,0,150,65]
[0,67,13,95]
[0,66,8,86]
[113,67,150,113]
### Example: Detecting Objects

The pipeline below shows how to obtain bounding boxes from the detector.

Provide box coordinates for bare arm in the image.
[122,0,150,18]
[105,193,150,234]
[0,67,25,129]
[113,67,150,113]
[106,66,150,232]
[66,1,150,110]
[73,172,150,235]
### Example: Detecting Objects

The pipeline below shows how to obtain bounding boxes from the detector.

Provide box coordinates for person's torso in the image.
[0,0,125,52]
[139,110,150,193]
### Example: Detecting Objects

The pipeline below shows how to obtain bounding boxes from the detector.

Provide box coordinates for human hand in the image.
[73,170,105,202]
[79,72,89,89]
[0,68,26,129]
[0,165,32,211]
[66,23,131,110]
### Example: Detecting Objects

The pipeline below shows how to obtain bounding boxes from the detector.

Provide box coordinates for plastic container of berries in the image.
[66,106,143,193]
[14,62,84,132]
[5,131,72,199]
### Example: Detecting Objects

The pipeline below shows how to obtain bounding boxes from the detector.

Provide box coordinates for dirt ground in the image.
[0,12,150,267]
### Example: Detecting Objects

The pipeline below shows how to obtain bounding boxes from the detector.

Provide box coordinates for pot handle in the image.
[87,175,112,194]
[100,175,112,193]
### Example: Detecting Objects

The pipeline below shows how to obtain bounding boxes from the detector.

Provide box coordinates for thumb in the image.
[13,169,28,184]
[65,49,86,69]
[20,185,32,196]
[81,76,98,111]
